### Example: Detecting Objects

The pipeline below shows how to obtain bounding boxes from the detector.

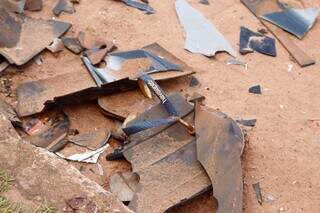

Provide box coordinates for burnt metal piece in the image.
[110,172,139,203]
[195,105,244,213]
[261,8,320,39]
[237,119,257,127]
[249,85,262,94]
[20,111,70,152]
[62,37,83,54]
[240,27,276,57]
[122,93,211,212]
[0,0,26,13]
[122,0,155,14]
[25,0,43,11]
[176,0,236,57]
[0,9,71,65]
[252,182,263,205]
[53,0,75,16]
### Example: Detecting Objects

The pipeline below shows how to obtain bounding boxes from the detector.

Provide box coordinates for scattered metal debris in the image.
[175,0,236,57]
[83,40,116,65]
[241,0,315,67]
[62,36,84,54]
[46,38,65,53]
[195,104,244,213]
[253,182,263,205]
[65,196,98,213]
[249,85,262,94]
[121,0,155,14]
[199,0,209,5]
[0,9,71,65]
[225,58,248,69]
[189,76,200,87]
[0,0,26,13]
[237,119,257,127]
[20,111,70,152]
[68,128,111,150]
[240,27,276,57]
[261,8,320,39]
[25,0,43,11]
[53,0,75,16]
[110,172,139,203]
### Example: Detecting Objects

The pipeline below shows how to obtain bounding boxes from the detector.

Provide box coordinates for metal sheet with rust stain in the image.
[121,93,211,213]
[0,9,71,65]
[195,105,244,213]
[16,43,194,117]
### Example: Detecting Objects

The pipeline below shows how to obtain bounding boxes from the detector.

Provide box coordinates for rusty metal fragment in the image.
[25,0,42,11]
[20,110,70,152]
[62,36,83,54]
[195,104,244,213]
[0,9,71,65]
[110,172,139,203]
[0,0,26,13]
[53,0,75,16]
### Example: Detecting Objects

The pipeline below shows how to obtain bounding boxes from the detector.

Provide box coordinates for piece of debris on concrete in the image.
[0,0,26,13]
[117,93,211,212]
[249,85,262,94]
[65,196,98,213]
[0,8,71,66]
[68,128,111,150]
[56,143,110,163]
[199,0,209,5]
[24,0,43,11]
[110,172,139,203]
[46,38,65,53]
[189,76,200,87]
[240,27,276,57]
[195,104,244,213]
[53,0,75,16]
[253,182,263,205]
[225,57,248,69]
[62,36,84,54]
[19,111,70,152]
[237,119,257,127]
[121,0,155,14]
[261,8,320,39]
[175,0,236,57]
[241,0,315,67]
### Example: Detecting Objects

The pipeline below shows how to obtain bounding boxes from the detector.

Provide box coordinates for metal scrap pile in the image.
[0,0,319,212]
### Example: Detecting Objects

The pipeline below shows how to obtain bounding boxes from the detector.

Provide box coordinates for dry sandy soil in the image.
[1,0,320,212]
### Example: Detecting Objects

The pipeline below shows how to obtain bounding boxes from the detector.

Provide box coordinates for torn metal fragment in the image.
[195,105,244,213]
[83,41,116,65]
[122,0,155,14]
[68,128,111,150]
[53,0,75,16]
[62,36,83,54]
[237,119,257,127]
[249,85,262,94]
[0,0,26,13]
[240,27,276,57]
[0,9,71,65]
[25,0,42,11]
[46,38,64,53]
[175,0,236,57]
[253,182,263,205]
[20,111,69,152]
[66,196,98,213]
[110,172,139,203]
[121,94,211,212]
[261,8,320,39]
[225,58,248,69]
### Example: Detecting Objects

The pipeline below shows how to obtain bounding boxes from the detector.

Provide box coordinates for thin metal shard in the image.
[195,105,244,213]
[0,0,26,13]
[175,0,236,57]
[110,172,139,203]
[122,0,155,14]
[240,27,276,57]
[53,0,75,16]
[225,58,248,70]
[199,0,209,5]
[261,8,320,39]
[25,0,43,11]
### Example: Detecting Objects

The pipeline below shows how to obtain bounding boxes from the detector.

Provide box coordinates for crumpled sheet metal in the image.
[261,8,320,39]
[0,0,26,13]
[0,9,71,65]
[195,105,244,213]
[175,0,236,57]
[240,26,276,57]
[16,43,194,117]
[121,93,211,212]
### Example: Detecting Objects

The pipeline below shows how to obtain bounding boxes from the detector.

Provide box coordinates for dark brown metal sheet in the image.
[195,105,244,213]
[121,93,211,213]
[0,9,71,65]
[25,0,42,11]
[16,43,194,117]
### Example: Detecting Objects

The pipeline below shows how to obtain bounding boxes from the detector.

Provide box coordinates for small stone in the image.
[265,194,275,203]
